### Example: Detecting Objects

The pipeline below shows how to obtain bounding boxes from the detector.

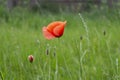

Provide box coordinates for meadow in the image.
[0,9,120,80]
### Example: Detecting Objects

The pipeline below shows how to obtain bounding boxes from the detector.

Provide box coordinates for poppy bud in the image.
[103,30,106,36]
[46,48,49,55]
[53,51,56,57]
[28,55,34,63]
[80,36,83,40]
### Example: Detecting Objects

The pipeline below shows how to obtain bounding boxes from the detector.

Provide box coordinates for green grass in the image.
[0,10,120,80]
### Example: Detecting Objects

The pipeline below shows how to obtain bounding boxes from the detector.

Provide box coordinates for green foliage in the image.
[0,6,8,18]
[0,10,120,80]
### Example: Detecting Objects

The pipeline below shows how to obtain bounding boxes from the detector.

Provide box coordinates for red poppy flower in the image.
[42,21,67,40]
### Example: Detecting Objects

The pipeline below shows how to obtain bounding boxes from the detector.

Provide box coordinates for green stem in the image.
[0,71,4,80]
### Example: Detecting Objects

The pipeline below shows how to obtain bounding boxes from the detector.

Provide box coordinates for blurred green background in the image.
[0,0,120,14]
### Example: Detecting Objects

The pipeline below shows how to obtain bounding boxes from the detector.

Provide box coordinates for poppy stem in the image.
[54,49,58,80]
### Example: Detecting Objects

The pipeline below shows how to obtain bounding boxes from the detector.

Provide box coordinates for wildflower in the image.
[28,55,34,63]
[42,21,67,40]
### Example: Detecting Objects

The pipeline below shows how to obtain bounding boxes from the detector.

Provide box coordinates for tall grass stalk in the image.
[54,53,58,80]
[79,13,90,47]
[62,54,72,80]
[48,53,51,80]
[116,58,119,80]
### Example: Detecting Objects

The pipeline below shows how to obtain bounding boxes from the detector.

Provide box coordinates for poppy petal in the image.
[47,21,64,33]
[42,27,55,40]
[53,21,66,37]
[53,25,64,37]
